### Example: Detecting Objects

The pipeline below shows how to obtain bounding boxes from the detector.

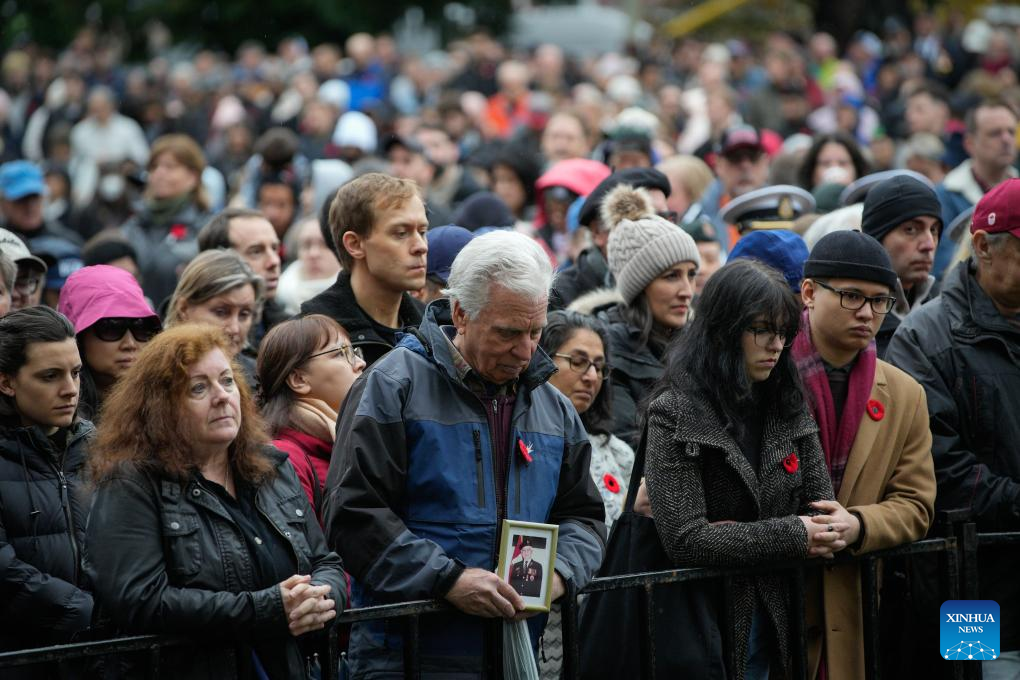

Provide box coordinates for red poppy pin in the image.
[517,439,533,465]
[603,473,621,494]
[169,223,188,241]
[866,399,885,421]
[782,453,799,474]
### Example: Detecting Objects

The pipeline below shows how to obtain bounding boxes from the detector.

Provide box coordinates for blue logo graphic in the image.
[941,600,1000,661]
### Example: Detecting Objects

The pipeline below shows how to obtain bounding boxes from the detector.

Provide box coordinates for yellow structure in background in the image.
[663,0,754,38]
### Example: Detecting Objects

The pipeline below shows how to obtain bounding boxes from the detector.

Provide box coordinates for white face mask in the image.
[98,174,125,202]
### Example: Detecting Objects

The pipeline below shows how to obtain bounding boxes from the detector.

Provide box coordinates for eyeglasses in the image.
[14,275,41,296]
[308,342,364,366]
[813,280,896,315]
[553,353,609,379]
[657,210,680,224]
[745,327,793,349]
[92,317,162,343]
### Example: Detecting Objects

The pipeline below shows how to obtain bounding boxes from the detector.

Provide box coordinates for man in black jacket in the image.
[887,178,1020,676]
[551,167,671,310]
[300,173,426,367]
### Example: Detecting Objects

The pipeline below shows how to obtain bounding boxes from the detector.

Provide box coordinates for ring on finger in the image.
[827,524,833,533]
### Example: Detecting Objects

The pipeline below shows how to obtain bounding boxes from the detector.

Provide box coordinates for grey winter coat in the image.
[644,377,834,679]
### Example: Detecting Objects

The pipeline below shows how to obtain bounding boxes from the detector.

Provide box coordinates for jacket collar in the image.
[943,159,1019,204]
[942,261,1020,342]
[892,275,936,319]
[311,271,424,337]
[0,419,94,467]
[399,298,557,392]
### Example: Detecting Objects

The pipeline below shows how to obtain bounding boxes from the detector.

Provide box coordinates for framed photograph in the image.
[496,519,559,612]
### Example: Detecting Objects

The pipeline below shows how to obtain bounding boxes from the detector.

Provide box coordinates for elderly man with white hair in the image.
[324,229,606,678]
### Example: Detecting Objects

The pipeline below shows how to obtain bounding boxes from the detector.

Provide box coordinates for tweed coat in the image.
[805,360,935,680]
[644,376,835,680]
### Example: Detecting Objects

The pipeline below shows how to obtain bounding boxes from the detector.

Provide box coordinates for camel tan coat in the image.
[806,359,936,680]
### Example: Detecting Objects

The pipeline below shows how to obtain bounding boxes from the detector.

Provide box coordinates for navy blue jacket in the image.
[323,300,606,677]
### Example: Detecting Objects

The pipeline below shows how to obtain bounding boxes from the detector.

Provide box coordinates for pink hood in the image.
[57,265,158,334]
[534,158,611,229]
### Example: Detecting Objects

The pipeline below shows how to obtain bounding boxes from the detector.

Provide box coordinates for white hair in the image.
[443,230,553,319]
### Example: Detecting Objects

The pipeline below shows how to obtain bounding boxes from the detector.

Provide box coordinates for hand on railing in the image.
[280,574,337,637]
[809,500,862,549]
[799,515,849,558]
[445,567,526,619]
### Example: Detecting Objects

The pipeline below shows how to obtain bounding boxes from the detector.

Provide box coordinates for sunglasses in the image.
[91,317,162,343]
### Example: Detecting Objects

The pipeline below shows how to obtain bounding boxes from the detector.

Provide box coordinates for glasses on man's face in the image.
[92,317,162,343]
[657,210,680,224]
[745,327,793,349]
[14,275,41,296]
[309,342,364,366]
[813,280,896,315]
[553,353,609,379]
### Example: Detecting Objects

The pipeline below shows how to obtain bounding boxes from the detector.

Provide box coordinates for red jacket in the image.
[273,428,331,522]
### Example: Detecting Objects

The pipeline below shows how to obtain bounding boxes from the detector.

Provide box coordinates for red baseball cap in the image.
[972,178,1020,238]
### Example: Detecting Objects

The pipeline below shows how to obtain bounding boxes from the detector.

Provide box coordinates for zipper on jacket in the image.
[54,468,79,584]
[514,451,522,515]
[472,430,485,508]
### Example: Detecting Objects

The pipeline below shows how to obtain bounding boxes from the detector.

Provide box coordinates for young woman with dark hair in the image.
[258,314,366,519]
[0,306,95,661]
[797,132,869,191]
[640,259,852,680]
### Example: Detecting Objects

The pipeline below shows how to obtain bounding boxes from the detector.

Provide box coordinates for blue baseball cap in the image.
[729,230,810,292]
[0,161,48,201]
[426,225,475,284]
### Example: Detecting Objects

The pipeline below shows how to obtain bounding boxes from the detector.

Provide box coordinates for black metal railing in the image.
[0,513,1004,680]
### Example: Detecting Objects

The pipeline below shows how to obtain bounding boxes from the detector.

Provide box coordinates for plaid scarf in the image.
[791,308,876,494]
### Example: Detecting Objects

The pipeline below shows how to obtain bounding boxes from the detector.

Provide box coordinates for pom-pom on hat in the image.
[604,185,700,304]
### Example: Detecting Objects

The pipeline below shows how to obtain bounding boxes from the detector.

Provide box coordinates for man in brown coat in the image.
[794,230,937,680]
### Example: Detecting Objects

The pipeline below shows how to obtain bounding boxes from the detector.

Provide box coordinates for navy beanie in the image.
[861,175,942,243]
[453,192,516,231]
[804,230,898,290]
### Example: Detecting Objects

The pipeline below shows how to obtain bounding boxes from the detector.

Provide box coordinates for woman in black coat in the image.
[0,307,94,659]
[85,323,345,679]
[642,260,852,680]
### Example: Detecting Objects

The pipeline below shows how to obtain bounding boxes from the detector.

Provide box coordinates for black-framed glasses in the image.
[553,353,609,379]
[14,275,41,295]
[309,342,364,366]
[92,317,162,343]
[745,327,793,349]
[813,279,896,315]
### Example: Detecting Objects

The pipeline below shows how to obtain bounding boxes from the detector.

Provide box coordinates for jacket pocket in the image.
[163,513,202,579]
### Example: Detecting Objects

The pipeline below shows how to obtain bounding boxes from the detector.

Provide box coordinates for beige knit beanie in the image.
[603,184,701,304]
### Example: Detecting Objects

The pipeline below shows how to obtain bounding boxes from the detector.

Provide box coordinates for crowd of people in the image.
[1,10,1020,680]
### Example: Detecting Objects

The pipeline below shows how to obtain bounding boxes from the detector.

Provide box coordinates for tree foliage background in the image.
[1,0,512,54]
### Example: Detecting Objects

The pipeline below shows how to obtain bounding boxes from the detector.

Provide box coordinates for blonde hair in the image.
[656,155,714,205]
[166,249,265,327]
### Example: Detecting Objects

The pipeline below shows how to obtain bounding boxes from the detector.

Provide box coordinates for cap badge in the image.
[988,212,996,226]
[778,197,794,219]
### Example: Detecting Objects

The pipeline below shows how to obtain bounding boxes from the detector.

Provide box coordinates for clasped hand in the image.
[279,574,337,637]
[800,500,860,559]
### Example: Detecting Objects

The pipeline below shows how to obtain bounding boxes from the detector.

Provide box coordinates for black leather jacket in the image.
[84,447,346,679]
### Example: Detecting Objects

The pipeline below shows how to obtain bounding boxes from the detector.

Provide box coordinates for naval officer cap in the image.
[720,184,815,234]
